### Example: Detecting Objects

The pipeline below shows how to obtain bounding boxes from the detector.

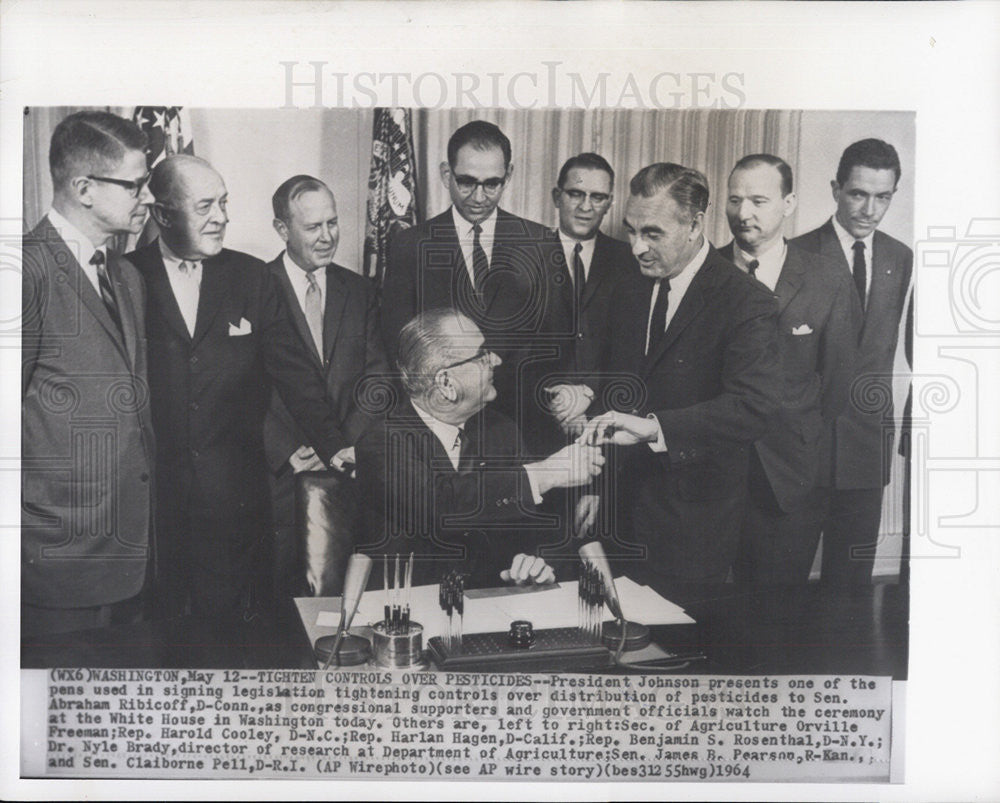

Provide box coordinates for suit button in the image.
[189,355,198,365]
[190,401,199,411]
[191,449,199,458]
[577,333,584,339]
[678,451,686,459]
[139,473,149,482]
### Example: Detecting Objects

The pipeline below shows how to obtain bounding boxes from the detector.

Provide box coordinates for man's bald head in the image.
[149,154,229,260]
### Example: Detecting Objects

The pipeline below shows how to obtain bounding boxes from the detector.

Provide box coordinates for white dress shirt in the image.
[452,206,497,286]
[831,215,874,306]
[158,239,202,336]
[731,238,787,292]
[47,207,103,295]
[558,229,596,289]
[282,252,327,315]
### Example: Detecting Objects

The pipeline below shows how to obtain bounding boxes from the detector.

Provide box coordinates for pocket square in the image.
[791,324,813,335]
[229,317,252,336]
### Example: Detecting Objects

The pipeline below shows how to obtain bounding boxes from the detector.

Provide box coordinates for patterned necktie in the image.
[573,241,586,311]
[852,240,867,310]
[747,259,760,278]
[646,278,670,355]
[304,269,324,359]
[90,250,121,332]
[471,223,489,293]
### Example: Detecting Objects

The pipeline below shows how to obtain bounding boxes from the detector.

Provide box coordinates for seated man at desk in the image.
[356,308,605,587]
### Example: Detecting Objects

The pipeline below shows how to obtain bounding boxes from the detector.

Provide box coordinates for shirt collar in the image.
[47,207,100,269]
[558,228,597,261]
[666,236,710,294]
[733,237,786,273]
[158,237,202,272]
[282,250,326,288]
[451,206,498,239]
[831,214,874,253]
[411,401,464,455]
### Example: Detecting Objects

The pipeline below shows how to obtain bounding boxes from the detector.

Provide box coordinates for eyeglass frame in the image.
[557,187,612,207]
[87,173,152,198]
[437,346,492,372]
[451,174,508,197]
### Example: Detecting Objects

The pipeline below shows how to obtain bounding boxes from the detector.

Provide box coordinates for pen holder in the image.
[372,621,425,669]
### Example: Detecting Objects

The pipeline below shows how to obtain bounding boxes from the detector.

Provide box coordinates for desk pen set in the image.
[371,553,425,669]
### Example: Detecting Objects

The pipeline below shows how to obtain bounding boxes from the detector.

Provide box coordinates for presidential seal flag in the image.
[364,107,418,285]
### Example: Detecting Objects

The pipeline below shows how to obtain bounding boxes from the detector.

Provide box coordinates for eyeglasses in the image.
[452,175,506,196]
[88,173,151,198]
[438,346,491,371]
[560,188,611,206]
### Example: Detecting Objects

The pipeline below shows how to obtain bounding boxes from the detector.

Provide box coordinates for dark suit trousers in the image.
[819,487,883,585]
[734,453,826,584]
[22,595,145,638]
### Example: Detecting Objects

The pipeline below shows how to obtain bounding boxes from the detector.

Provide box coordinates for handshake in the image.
[544,383,661,448]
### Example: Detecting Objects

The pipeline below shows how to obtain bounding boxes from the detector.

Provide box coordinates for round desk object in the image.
[372,621,426,669]
[601,620,651,651]
[314,633,371,667]
[508,620,536,649]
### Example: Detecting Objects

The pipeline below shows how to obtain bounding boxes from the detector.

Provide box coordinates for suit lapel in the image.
[143,247,192,344]
[322,265,348,367]
[107,256,140,366]
[643,256,711,373]
[818,219,848,271]
[191,254,227,348]
[271,257,323,366]
[581,233,610,310]
[773,243,805,315]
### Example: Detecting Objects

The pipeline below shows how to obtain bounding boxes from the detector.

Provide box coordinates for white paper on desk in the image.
[312,577,692,640]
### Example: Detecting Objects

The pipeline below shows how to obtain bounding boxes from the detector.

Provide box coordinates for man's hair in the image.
[447,120,512,169]
[272,174,330,222]
[629,163,710,220]
[731,153,794,197]
[148,154,214,208]
[557,152,615,189]
[49,111,148,192]
[836,138,902,187]
[397,308,471,398]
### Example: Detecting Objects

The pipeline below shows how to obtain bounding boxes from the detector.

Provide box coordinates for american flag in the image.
[363,108,418,285]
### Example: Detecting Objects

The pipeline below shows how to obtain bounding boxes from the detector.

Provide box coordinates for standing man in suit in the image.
[22,111,155,637]
[380,120,566,456]
[127,155,348,621]
[581,163,782,585]
[792,139,912,585]
[357,309,604,587]
[264,175,388,599]
[720,154,861,583]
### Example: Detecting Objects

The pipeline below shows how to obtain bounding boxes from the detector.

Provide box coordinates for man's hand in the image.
[289,445,325,473]
[573,494,600,538]
[577,411,660,447]
[545,383,594,434]
[500,554,556,586]
[330,445,356,477]
[526,443,604,497]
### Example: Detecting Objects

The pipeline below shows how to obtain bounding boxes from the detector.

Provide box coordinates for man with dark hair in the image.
[380,119,566,459]
[356,309,605,587]
[127,155,348,622]
[263,175,388,600]
[582,162,782,585]
[792,138,912,585]
[720,154,861,583]
[22,111,155,637]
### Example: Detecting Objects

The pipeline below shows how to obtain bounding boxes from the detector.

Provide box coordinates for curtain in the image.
[415,108,803,245]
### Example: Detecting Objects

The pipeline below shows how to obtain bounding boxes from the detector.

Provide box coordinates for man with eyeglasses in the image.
[22,111,155,638]
[126,155,349,624]
[357,309,605,587]
[380,120,566,459]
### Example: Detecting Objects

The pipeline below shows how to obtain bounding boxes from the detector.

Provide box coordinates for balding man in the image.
[126,155,347,622]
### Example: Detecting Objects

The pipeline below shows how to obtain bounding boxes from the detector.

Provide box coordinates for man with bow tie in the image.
[127,155,346,623]
[719,154,861,583]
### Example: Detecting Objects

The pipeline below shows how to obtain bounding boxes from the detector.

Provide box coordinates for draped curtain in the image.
[414,108,803,245]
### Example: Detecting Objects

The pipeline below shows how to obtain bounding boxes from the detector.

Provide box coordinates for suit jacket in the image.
[604,245,782,580]
[718,241,861,510]
[791,220,912,488]
[263,254,389,474]
[355,401,549,588]
[127,242,348,555]
[22,216,154,608]
[380,208,568,453]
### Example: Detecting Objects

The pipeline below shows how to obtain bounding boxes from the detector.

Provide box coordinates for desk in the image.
[21,583,907,678]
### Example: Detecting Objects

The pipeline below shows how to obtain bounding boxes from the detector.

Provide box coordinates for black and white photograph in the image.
[3,2,999,801]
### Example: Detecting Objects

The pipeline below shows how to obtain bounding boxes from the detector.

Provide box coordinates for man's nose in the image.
[489,351,502,368]
[578,193,594,212]
[137,182,154,206]
[630,235,648,257]
[739,199,755,220]
[862,196,877,217]
[211,201,228,224]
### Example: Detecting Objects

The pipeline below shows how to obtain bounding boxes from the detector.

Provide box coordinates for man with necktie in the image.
[263,175,388,600]
[792,139,912,584]
[22,111,156,638]
[719,154,861,583]
[127,155,348,622]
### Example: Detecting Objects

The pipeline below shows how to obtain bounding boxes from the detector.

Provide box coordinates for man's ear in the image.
[69,175,94,209]
[782,191,798,219]
[272,218,289,243]
[551,186,561,207]
[689,210,705,240]
[830,179,841,204]
[434,369,458,403]
[439,161,452,187]
[150,202,172,229]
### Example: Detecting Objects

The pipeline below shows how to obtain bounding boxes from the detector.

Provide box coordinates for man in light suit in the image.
[127,155,348,621]
[720,154,861,583]
[380,120,567,457]
[582,163,782,586]
[792,139,912,585]
[264,175,388,600]
[22,111,155,637]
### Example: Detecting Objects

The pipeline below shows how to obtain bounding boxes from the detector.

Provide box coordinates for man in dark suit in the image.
[380,120,567,456]
[720,155,861,583]
[263,175,388,599]
[22,111,156,638]
[127,155,348,620]
[792,139,912,585]
[357,309,605,587]
[582,163,782,585]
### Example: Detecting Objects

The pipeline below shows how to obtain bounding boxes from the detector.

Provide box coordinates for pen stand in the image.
[372,621,426,669]
[314,633,371,667]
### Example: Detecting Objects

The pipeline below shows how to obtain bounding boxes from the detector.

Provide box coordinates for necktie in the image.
[646,278,670,355]
[304,269,324,359]
[455,428,473,473]
[471,223,489,293]
[90,251,121,332]
[573,242,586,311]
[747,259,759,278]
[852,240,867,310]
